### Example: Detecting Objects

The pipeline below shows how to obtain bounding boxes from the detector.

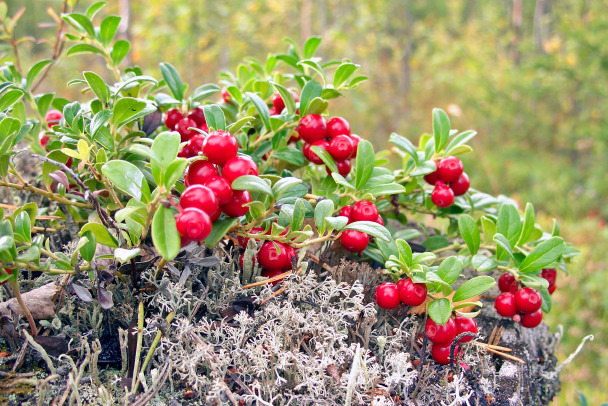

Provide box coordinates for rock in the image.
[0,282,61,320]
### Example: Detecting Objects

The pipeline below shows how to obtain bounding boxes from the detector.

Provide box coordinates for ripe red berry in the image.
[221,88,232,104]
[298,114,327,143]
[209,206,221,222]
[175,207,212,241]
[259,241,292,271]
[374,282,401,309]
[520,309,543,328]
[432,343,459,365]
[350,201,379,222]
[40,133,50,150]
[349,134,362,157]
[176,118,198,142]
[450,172,470,196]
[272,90,299,113]
[185,160,218,186]
[179,185,219,216]
[437,156,464,182]
[328,135,355,160]
[425,317,457,345]
[222,156,259,183]
[514,287,542,314]
[164,108,183,130]
[326,159,352,177]
[188,133,206,155]
[237,226,265,247]
[308,140,329,165]
[202,176,233,205]
[187,107,206,127]
[202,130,238,165]
[494,292,517,317]
[326,117,351,138]
[397,278,427,306]
[178,143,192,158]
[376,215,384,226]
[45,110,63,128]
[548,285,556,295]
[339,205,352,219]
[541,269,557,286]
[340,230,369,252]
[261,268,285,286]
[455,315,478,343]
[221,190,251,217]
[424,169,439,185]
[498,273,517,293]
[431,185,455,208]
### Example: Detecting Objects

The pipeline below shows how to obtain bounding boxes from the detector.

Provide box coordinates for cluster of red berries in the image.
[338,201,382,252]
[374,278,428,309]
[495,274,545,328]
[425,315,478,365]
[238,231,296,285]
[297,115,361,177]
[164,107,209,158]
[175,146,258,243]
[424,156,470,208]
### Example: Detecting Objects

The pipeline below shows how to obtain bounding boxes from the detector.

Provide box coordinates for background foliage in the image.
[3,0,607,403]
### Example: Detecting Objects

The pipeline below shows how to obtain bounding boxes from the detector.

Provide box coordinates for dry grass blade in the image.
[242,270,293,289]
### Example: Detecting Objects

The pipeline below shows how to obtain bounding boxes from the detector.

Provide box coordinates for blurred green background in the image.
[3,0,607,403]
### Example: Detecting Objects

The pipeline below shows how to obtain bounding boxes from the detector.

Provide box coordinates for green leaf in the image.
[345,221,391,242]
[428,298,452,325]
[231,175,273,197]
[272,177,303,199]
[452,276,496,303]
[112,97,155,128]
[85,2,107,19]
[290,199,306,232]
[494,233,515,261]
[310,145,338,173]
[110,40,130,65]
[203,104,226,131]
[99,15,121,47]
[164,159,187,189]
[481,216,496,245]
[368,183,406,197]
[298,60,326,84]
[271,82,296,115]
[303,36,322,59]
[191,83,221,102]
[445,130,477,155]
[17,245,40,263]
[79,231,96,262]
[389,132,418,163]
[274,148,306,166]
[497,204,522,247]
[518,237,566,274]
[299,80,323,116]
[63,13,95,36]
[159,62,184,101]
[458,214,480,255]
[325,216,349,231]
[354,140,375,189]
[14,212,31,243]
[26,60,53,90]
[0,89,24,112]
[432,108,450,153]
[396,239,412,265]
[314,199,334,235]
[245,92,270,131]
[67,44,105,57]
[79,223,118,247]
[436,256,463,285]
[334,63,360,88]
[205,217,238,247]
[102,160,150,202]
[520,274,550,290]
[471,254,497,272]
[152,206,180,260]
[517,203,535,246]
[331,173,355,190]
[84,71,110,105]
[305,97,328,115]
[90,109,112,138]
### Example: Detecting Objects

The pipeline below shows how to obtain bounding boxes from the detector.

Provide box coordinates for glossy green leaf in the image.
[79,231,96,262]
[436,256,463,285]
[102,160,150,202]
[113,97,155,128]
[79,223,118,247]
[519,237,566,274]
[299,80,323,116]
[203,104,226,131]
[67,44,105,56]
[26,60,52,90]
[345,221,391,242]
[452,275,496,302]
[355,140,375,189]
[205,217,238,247]
[471,254,497,272]
[497,204,522,247]
[0,89,24,112]
[458,214,480,255]
[428,298,452,325]
[334,63,360,88]
[160,62,184,101]
[517,203,535,246]
[99,15,121,47]
[314,199,334,235]
[111,40,130,65]
[84,71,110,105]
[246,92,270,131]
[231,175,273,196]
[432,108,450,152]
[152,206,180,260]
[310,145,338,173]
[272,177,303,199]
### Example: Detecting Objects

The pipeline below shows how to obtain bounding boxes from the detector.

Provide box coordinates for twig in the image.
[21,330,55,373]
[242,270,293,289]
[10,281,37,337]
[483,347,525,364]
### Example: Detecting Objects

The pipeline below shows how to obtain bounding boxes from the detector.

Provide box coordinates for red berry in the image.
[450,172,470,196]
[45,110,63,128]
[425,317,457,345]
[514,287,542,314]
[66,157,73,168]
[340,230,369,252]
[202,130,238,165]
[178,143,192,158]
[350,134,362,157]
[431,185,455,208]
[261,268,285,286]
[165,108,183,130]
[185,160,218,186]
[237,226,265,247]
[272,90,299,113]
[187,107,206,127]
[397,278,427,306]
[0,268,13,285]
[222,156,259,183]
[541,269,557,286]
[221,190,251,217]
[494,292,517,317]
[455,315,478,343]
[432,343,459,365]
[424,169,439,185]
[180,236,192,248]
[350,201,379,222]
[203,176,233,205]
[209,206,221,222]
[308,140,329,165]
[374,282,401,309]
[437,156,464,182]
[520,309,543,328]
[298,114,327,143]
[376,215,384,226]
[328,135,355,160]
[326,117,351,138]
[548,285,556,295]
[269,106,278,116]
[222,88,232,104]
[326,159,352,177]
[188,133,206,156]
[176,118,198,142]
[40,133,50,150]
[179,185,219,216]
[259,241,292,271]
[302,142,313,161]
[339,206,352,219]
[498,273,517,293]
[175,207,212,241]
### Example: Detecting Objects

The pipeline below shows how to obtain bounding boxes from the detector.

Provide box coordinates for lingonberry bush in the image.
[0,1,581,379]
